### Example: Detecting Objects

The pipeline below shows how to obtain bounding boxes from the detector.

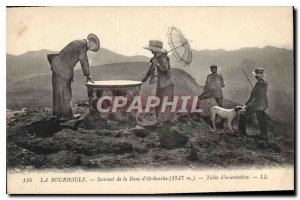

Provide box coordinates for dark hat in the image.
[252,68,265,77]
[87,33,100,52]
[143,40,167,53]
[210,65,217,69]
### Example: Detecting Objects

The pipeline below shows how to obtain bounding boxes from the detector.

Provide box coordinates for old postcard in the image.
[6,7,294,194]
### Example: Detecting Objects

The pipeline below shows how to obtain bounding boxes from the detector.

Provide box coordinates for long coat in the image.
[143,54,174,123]
[48,39,90,80]
[47,39,91,119]
[204,73,225,99]
[245,78,268,110]
[144,54,174,88]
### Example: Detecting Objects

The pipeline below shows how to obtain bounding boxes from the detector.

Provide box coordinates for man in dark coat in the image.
[47,33,100,121]
[199,65,225,107]
[238,68,269,141]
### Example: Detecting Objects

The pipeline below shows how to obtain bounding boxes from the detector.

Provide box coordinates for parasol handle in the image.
[167,40,193,53]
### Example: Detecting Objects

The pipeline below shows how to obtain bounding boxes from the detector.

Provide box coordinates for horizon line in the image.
[6,45,293,57]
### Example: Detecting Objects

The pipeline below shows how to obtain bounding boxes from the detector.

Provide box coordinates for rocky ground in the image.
[7,103,294,170]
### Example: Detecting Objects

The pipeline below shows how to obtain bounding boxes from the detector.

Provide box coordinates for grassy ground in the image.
[7,104,294,170]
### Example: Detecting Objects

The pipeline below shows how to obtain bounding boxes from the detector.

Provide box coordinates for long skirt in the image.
[156,85,175,124]
[52,72,73,119]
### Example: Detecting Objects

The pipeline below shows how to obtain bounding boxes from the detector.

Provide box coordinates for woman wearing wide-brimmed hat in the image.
[142,40,174,126]
[47,33,100,122]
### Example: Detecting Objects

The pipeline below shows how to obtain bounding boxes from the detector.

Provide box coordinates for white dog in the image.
[210,105,246,133]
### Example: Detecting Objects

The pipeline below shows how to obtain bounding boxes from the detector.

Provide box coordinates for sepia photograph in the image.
[6,6,294,194]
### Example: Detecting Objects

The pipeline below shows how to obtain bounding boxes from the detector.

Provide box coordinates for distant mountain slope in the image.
[7,62,212,110]
[7,46,294,122]
[170,46,294,122]
[171,46,293,94]
[7,49,57,83]
[6,48,149,83]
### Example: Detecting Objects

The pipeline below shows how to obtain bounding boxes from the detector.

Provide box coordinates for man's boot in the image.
[257,131,268,141]
[238,114,247,135]
[256,111,269,141]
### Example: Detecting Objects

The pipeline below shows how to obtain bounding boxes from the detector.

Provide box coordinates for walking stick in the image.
[241,68,253,88]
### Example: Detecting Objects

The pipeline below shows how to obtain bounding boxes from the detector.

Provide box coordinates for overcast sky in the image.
[7,7,293,56]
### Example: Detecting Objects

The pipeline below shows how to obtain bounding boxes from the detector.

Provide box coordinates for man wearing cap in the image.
[47,33,100,122]
[238,68,268,141]
[142,40,174,126]
[199,65,225,107]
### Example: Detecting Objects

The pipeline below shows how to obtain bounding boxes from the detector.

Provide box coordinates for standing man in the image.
[238,68,268,141]
[47,33,100,122]
[141,40,174,127]
[199,65,225,107]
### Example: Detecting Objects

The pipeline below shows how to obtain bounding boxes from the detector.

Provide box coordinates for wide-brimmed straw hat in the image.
[252,68,265,77]
[87,33,100,52]
[143,40,167,53]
